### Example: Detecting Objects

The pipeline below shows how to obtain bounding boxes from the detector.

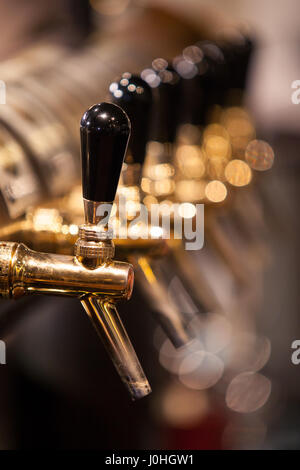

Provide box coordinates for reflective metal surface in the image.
[0,241,133,301]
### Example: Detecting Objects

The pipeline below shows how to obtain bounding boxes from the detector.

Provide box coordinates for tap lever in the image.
[78,102,131,265]
[80,102,130,224]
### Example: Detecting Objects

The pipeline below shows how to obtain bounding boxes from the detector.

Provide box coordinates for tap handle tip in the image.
[80,102,131,202]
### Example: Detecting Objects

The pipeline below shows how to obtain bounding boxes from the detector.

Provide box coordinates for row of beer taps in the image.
[0,33,274,401]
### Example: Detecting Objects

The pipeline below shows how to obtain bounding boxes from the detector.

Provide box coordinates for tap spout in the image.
[81,296,151,400]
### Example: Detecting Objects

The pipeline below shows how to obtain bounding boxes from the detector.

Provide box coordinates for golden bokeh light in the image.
[154,178,175,196]
[226,118,254,140]
[221,106,251,125]
[178,203,197,219]
[175,180,206,202]
[118,185,140,202]
[175,144,205,178]
[32,208,62,232]
[143,195,157,208]
[141,177,152,194]
[221,107,255,157]
[204,135,231,160]
[225,159,252,187]
[205,180,227,203]
[203,123,230,144]
[145,163,175,180]
[125,200,141,220]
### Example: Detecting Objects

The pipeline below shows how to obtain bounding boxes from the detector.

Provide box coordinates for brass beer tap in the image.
[0,102,151,400]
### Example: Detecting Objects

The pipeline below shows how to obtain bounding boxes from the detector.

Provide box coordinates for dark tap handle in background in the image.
[80,102,131,203]
[141,58,182,144]
[173,46,205,128]
[174,42,229,128]
[109,74,153,166]
[218,34,254,92]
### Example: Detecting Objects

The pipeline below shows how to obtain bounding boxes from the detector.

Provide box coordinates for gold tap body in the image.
[0,241,133,301]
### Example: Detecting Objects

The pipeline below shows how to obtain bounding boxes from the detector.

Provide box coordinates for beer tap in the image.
[138,60,216,313]
[173,41,230,135]
[109,73,191,348]
[141,58,182,183]
[171,39,266,302]
[0,102,151,400]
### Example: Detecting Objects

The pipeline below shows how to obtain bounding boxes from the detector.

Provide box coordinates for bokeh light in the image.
[175,145,205,178]
[245,139,275,171]
[160,382,210,429]
[178,202,197,219]
[203,123,230,144]
[159,338,203,374]
[225,159,252,187]
[222,333,271,373]
[205,180,227,203]
[188,313,232,354]
[178,350,224,390]
[226,372,272,413]
[175,180,206,202]
[204,135,231,160]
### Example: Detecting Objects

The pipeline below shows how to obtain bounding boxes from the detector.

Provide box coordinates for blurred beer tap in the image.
[137,59,222,315]
[0,2,283,448]
[0,37,271,312]
[0,32,273,365]
[136,41,271,315]
[216,33,254,97]
[0,102,151,400]
[141,58,181,203]
[171,41,250,291]
[173,42,225,135]
[109,72,192,348]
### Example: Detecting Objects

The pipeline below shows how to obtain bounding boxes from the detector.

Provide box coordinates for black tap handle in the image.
[109,74,152,165]
[141,58,181,144]
[218,34,254,90]
[80,102,131,202]
[174,42,230,127]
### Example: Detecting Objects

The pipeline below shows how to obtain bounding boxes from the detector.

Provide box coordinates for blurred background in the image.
[0,0,299,450]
